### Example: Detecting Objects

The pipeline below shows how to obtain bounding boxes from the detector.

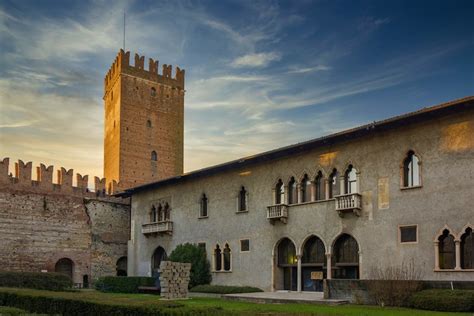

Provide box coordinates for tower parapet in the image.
[0,157,126,201]
[104,49,185,98]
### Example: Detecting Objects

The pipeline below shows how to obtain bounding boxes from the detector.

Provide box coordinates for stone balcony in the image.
[335,193,362,217]
[142,220,173,235]
[267,204,288,224]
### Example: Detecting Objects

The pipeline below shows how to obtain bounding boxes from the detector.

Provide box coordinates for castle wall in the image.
[0,161,130,285]
[128,107,474,290]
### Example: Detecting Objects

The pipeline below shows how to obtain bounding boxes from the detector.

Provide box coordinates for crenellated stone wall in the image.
[0,158,131,285]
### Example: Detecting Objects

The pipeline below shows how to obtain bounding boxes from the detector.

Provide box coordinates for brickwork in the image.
[103,50,185,190]
[0,158,130,285]
[159,261,191,299]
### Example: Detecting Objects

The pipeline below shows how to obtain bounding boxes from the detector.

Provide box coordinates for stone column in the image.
[297,184,303,204]
[297,255,302,292]
[272,188,276,205]
[434,241,440,270]
[326,253,332,279]
[310,181,316,202]
[325,179,330,199]
[455,240,461,270]
[284,185,289,204]
[339,175,345,196]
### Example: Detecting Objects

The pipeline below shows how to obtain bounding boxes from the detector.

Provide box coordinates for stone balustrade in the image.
[142,220,173,235]
[267,204,288,224]
[335,193,362,217]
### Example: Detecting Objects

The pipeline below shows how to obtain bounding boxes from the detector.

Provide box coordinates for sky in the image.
[0,0,473,184]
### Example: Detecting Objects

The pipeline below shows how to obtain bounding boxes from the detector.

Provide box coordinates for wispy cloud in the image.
[287,65,331,74]
[231,52,281,68]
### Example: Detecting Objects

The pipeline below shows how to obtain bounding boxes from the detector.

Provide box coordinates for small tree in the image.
[168,243,212,288]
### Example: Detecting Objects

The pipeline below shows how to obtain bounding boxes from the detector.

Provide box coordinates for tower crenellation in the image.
[104,50,185,98]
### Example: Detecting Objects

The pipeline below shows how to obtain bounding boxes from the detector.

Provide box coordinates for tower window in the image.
[403,151,421,188]
[151,151,157,161]
[147,120,152,128]
[151,87,156,97]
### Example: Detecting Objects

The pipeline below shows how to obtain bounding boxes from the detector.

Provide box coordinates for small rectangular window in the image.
[240,239,250,252]
[400,225,417,243]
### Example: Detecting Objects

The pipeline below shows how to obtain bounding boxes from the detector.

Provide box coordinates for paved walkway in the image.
[223,291,349,305]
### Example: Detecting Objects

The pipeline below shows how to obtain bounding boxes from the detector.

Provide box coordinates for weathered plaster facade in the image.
[127,97,474,291]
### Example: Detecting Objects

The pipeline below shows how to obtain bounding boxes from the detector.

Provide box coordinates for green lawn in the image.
[0,287,469,316]
[0,306,31,315]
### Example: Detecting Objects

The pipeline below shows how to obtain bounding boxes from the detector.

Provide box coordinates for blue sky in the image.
[0,0,473,181]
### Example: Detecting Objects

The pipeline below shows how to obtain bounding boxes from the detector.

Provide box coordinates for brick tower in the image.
[103,50,185,190]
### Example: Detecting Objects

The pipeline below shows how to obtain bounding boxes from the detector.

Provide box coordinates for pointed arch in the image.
[328,168,340,198]
[151,246,167,277]
[401,150,421,188]
[460,224,474,269]
[332,233,359,279]
[288,176,298,204]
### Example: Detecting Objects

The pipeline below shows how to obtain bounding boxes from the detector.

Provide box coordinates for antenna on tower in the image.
[123,12,126,50]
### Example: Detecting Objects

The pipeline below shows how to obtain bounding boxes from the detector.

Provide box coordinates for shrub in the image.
[366,260,423,306]
[0,289,228,316]
[94,276,155,293]
[0,271,72,291]
[410,289,474,312]
[190,285,263,294]
[168,243,211,288]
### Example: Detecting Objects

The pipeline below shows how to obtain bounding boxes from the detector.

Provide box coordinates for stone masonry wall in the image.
[159,261,191,299]
[0,159,130,285]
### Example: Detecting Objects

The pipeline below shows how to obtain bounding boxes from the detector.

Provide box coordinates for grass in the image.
[0,306,31,315]
[0,287,470,316]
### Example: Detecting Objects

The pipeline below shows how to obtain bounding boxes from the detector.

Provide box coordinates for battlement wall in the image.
[104,49,185,96]
[0,158,126,202]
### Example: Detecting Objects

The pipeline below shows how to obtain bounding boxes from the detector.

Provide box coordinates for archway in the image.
[151,246,167,277]
[116,256,127,276]
[301,235,326,291]
[55,258,74,280]
[274,238,297,291]
[332,234,359,279]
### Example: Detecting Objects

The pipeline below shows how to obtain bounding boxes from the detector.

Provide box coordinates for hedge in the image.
[190,285,263,294]
[94,276,156,293]
[410,289,474,312]
[0,290,228,316]
[0,271,72,291]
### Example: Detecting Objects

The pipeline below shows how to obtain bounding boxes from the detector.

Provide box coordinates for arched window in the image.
[200,194,208,217]
[151,151,157,161]
[288,177,297,204]
[300,174,311,203]
[315,171,325,201]
[151,87,157,97]
[344,165,357,194]
[163,203,170,221]
[238,186,247,212]
[302,236,326,264]
[158,204,165,221]
[278,238,297,266]
[116,256,127,276]
[328,169,339,198]
[151,246,167,277]
[461,228,473,269]
[55,258,74,280]
[223,244,232,271]
[403,151,420,187]
[147,120,152,128]
[275,179,284,204]
[150,205,157,222]
[214,245,222,271]
[438,229,455,269]
[332,234,359,279]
